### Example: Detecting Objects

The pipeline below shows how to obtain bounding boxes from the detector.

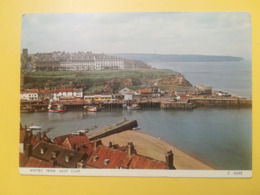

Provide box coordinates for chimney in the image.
[93,140,97,151]
[36,132,41,142]
[24,142,32,158]
[165,150,175,169]
[127,141,134,156]
[109,141,113,148]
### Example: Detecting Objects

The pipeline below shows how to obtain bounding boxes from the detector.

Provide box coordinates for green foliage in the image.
[23,68,178,90]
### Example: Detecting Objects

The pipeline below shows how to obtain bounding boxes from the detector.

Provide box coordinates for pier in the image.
[189,98,252,107]
[87,119,138,140]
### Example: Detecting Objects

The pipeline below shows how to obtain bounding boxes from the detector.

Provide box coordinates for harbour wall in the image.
[88,119,138,141]
[160,102,195,109]
[189,98,252,107]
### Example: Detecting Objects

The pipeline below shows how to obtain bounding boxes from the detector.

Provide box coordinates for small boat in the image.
[48,104,66,113]
[87,106,98,112]
[122,103,127,109]
[133,126,141,130]
[127,104,141,110]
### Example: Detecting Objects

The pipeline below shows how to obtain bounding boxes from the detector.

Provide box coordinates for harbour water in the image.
[20,60,252,170]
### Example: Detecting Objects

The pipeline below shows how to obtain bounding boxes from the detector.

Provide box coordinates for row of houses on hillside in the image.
[30,51,124,71]
[20,126,175,169]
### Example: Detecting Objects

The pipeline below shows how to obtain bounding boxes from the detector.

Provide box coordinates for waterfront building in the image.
[195,85,212,95]
[20,89,39,100]
[51,88,83,101]
[84,95,113,103]
[138,89,152,98]
[150,85,161,98]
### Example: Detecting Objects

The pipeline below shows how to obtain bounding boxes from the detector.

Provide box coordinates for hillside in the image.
[23,69,192,94]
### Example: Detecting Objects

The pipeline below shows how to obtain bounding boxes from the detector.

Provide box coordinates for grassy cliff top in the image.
[25,68,179,79]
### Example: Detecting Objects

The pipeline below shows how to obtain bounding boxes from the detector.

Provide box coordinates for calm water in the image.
[21,107,252,170]
[149,60,252,98]
[20,61,252,170]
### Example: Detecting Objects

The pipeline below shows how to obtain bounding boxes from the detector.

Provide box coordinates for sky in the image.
[21,12,252,59]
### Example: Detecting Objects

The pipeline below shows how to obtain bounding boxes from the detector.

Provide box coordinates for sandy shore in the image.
[101,130,214,170]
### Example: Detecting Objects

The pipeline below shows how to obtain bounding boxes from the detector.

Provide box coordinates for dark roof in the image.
[87,145,131,169]
[129,154,167,169]
[32,142,87,168]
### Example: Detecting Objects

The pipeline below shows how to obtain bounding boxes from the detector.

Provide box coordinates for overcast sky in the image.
[21,12,252,59]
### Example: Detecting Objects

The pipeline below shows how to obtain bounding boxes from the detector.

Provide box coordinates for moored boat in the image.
[48,103,66,113]
[87,106,98,112]
[127,104,141,110]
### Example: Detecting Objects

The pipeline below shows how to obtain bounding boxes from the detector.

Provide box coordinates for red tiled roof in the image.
[19,153,57,168]
[87,146,131,169]
[138,89,152,93]
[39,89,51,94]
[66,134,90,146]
[27,89,39,93]
[55,134,93,156]
[53,134,71,145]
[51,88,76,93]
[129,154,167,169]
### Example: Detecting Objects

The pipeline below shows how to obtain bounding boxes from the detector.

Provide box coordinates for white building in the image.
[20,89,39,100]
[60,60,95,71]
[51,88,83,100]
[95,55,124,70]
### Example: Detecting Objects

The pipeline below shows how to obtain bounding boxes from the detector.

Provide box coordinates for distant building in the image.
[32,51,124,71]
[138,89,152,98]
[196,85,212,95]
[150,86,161,98]
[21,48,28,69]
[84,95,113,103]
[20,89,39,100]
[51,88,83,101]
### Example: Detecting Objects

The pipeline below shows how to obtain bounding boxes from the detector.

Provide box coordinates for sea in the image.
[20,60,252,170]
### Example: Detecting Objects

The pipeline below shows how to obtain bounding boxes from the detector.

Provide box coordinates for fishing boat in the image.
[127,104,141,110]
[87,106,98,112]
[48,103,66,113]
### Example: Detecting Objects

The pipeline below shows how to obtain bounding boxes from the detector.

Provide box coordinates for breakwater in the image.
[189,98,252,107]
[87,119,138,140]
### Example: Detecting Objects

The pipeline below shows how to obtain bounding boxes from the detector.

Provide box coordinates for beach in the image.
[101,130,214,170]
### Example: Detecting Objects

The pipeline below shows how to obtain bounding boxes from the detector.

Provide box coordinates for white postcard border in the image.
[20,168,252,178]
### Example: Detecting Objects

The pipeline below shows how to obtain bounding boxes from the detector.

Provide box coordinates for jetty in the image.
[87,119,138,140]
